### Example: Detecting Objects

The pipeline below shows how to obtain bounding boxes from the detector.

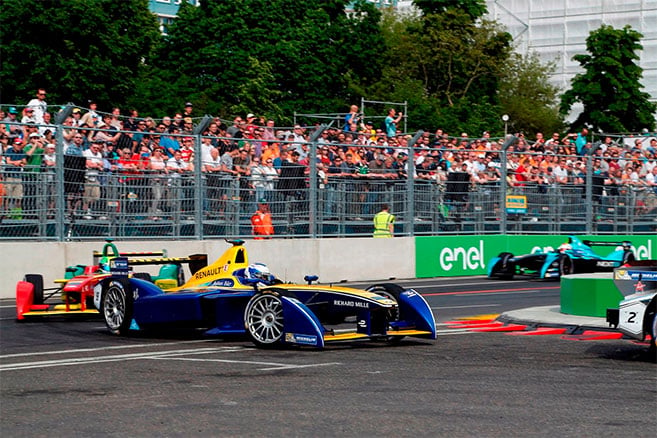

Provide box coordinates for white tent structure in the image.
[485,0,657,103]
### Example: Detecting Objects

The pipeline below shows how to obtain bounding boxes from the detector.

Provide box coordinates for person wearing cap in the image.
[183,102,193,118]
[3,107,22,135]
[373,203,395,238]
[251,198,274,239]
[80,100,101,127]
[21,107,36,125]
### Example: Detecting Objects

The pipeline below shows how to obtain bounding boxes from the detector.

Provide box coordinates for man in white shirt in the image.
[26,88,48,124]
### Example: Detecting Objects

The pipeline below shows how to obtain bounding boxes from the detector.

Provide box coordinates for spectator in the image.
[148,146,168,219]
[80,100,101,127]
[70,107,84,127]
[21,107,36,125]
[278,150,306,221]
[251,156,278,203]
[3,107,22,136]
[82,139,104,219]
[183,102,193,119]
[344,104,360,132]
[26,88,48,124]
[384,108,403,138]
[4,138,27,218]
[202,146,224,217]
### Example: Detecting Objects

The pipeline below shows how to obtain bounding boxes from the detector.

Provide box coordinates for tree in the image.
[413,0,487,21]
[372,8,512,134]
[138,0,385,122]
[499,52,564,137]
[560,25,656,132]
[0,0,160,109]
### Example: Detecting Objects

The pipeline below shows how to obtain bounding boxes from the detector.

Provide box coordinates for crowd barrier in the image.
[1,121,656,240]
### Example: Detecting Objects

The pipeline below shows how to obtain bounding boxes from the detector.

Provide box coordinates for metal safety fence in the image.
[1,122,656,240]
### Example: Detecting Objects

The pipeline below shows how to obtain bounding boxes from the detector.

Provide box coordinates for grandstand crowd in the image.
[1,89,657,221]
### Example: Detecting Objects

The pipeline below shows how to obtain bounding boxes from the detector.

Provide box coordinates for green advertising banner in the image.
[415,234,657,277]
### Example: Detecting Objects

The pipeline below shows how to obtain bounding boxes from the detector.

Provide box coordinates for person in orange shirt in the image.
[251,198,274,239]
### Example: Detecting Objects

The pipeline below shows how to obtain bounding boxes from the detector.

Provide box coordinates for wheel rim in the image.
[103,284,126,331]
[246,295,283,344]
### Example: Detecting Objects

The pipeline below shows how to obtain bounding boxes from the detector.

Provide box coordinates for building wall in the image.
[486,0,657,103]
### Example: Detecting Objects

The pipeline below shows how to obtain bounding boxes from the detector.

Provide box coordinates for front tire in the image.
[244,293,284,347]
[366,283,404,342]
[558,254,574,277]
[101,279,134,335]
[491,252,514,280]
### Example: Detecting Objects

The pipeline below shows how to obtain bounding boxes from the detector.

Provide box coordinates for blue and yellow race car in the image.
[94,240,436,348]
[487,236,635,280]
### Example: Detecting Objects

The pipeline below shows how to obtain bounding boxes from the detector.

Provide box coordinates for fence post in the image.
[500,135,517,235]
[307,125,326,238]
[405,130,424,236]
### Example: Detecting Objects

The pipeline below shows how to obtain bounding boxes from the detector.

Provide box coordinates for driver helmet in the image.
[99,256,111,272]
[245,263,273,284]
[558,243,572,252]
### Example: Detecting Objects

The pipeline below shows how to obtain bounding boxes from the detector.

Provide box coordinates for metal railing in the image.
[1,122,655,240]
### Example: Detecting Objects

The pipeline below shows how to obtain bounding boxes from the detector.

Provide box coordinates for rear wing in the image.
[101,252,208,276]
[581,240,632,250]
[93,249,168,265]
[126,254,208,275]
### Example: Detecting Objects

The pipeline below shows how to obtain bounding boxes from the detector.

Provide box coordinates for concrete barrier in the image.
[560,273,623,317]
[0,238,415,299]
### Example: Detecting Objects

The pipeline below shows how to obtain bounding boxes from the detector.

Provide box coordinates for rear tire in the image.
[24,274,44,305]
[101,279,134,335]
[621,251,635,265]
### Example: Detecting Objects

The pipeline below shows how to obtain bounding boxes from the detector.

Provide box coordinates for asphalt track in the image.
[1,276,655,437]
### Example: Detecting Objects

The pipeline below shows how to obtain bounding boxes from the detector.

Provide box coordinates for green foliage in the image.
[0,0,160,109]
[373,9,512,134]
[1,0,571,135]
[499,52,564,137]
[560,25,656,132]
[137,0,384,124]
[413,0,487,21]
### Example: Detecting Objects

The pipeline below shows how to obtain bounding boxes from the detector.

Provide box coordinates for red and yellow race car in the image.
[16,240,207,320]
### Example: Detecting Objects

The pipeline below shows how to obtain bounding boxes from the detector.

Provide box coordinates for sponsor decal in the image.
[333,299,369,309]
[285,333,318,345]
[402,290,417,297]
[439,239,485,271]
[193,266,225,280]
[358,319,367,328]
[596,261,615,267]
[210,278,234,287]
[110,258,129,276]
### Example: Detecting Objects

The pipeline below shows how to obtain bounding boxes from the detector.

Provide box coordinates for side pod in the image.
[280,296,325,348]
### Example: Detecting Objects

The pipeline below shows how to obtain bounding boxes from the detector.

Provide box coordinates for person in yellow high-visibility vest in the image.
[373,203,395,238]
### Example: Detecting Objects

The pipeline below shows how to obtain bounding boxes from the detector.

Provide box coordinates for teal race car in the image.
[487,236,636,280]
